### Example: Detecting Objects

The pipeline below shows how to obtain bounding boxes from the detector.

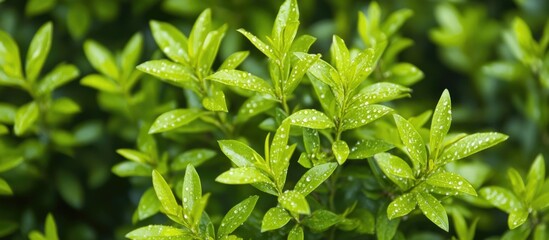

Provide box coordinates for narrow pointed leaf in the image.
[238,29,277,60]
[191,193,209,227]
[430,89,451,157]
[45,214,58,240]
[356,82,411,104]
[279,190,310,215]
[508,168,525,196]
[80,74,120,93]
[387,193,416,219]
[112,161,153,177]
[270,121,292,184]
[438,132,508,165]
[83,40,119,79]
[182,165,202,217]
[235,95,276,124]
[374,153,414,189]
[137,188,161,221]
[189,9,211,58]
[298,54,337,88]
[348,139,394,159]
[272,0,299,43]
[295,162,337,195]
[152,170,179,216]
[26,22,52,82]
[207,70,273,95]
[342,104,392,130]
[330,36,350,74]
[426,171,477,196]
[480,186,522,213]
[393,114,427,170]
[0,178,12,195]
[0,30,22,78]
[202,86,228,112]
[149,108,203,134]
[508,210,529,229]
[417,192,449,231]
[332,140,349,164]
[287,109,334,129]
[198,25,227,72]
[150,20,189,64]
[137,60,197,87]
[218,195,259,237]
[219,51,249,70]
[121,32,143,77]
[0,156,23,172]
[171,149,216,170]
[126,225,190,240]
[37,64,80,95]
[261,206,291,232]
[14,101,38,136]
[116,149,151,164]
[218,140,264,167]
[216,167,272,185]
[525,154,545,202]
[285,53,320,95]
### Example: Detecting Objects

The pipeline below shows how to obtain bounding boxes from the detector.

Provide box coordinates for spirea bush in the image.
[1,0,548,239]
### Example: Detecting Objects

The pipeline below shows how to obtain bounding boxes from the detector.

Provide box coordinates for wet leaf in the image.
[387,193,416,219]
[393,114,427,170]
[137,188,161,221]
[430,89,451,157]
[508,210,529,229]
[219,51,249,70]
[238,29,277,60]
[182,165,202,218]
[207,70,273,95]
[137,60,197,87]
[417,192,448,231]
[37,63,80,95]
[25,22,52,82]
[83,40,119,79]
[216,167,272,185]
[374,153,414,190]
[438,132,508,165]
[356,82,411,104]
[235,95,276,124]
[348,139,394,159]
[332,140,349,164]
[198,25,227,73]
[112,161,153,177]
[218,140,263,167]
[261,206,291,232]
[152,170,179,216]
[202,87,228,112]
[270,121,292,185]
[480,186,522,213]
[218,195,259,237]
[80,74,120,93]
[426,171,477,196]
[288,225,304,240]
[342,104,392,130]
[150,20,189,64]
[149,108,203,134]
[303,209,340,232]
[172,149,216,170]
[294,162,337,195]
[279,190,310,215]
[126,225,190,239]
[287,109,334,129]
[285,53,320,95]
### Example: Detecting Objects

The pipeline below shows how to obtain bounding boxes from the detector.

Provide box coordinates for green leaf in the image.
[190,193,209,228]
[189,9,211,59]
[356,82,411,104]
[0,178,13,195]
[219,51,249,70]
[382,9,413,37]
[330,35,350,74]
[67,3,91,40]
[137,60,197,87]
[28,231,46,240]
[342,104,392,131]
[45,213,58,240]
[348,139,394,159]
[216,167,272,185]
[207,70,273,95]
[512,17,537,64]
[288,225,304,240]
[385,63,423,86]
[374,153,414,190]
[301,56,338,88]
[55,170,84,209]
[287,109,334,129]
[80,74,120,93]
[0,30,22,78]
[51,98,80,114]
[172,149,216,170]
[37,63,80,95]
[0,124,8,135]
[198,25,227,72]
[261,206,292,232]
[83,40,119,79]
[121,32,143,78]
[25,0,56,16]
[14,101,38,136]
[218,195,259,237]
[416,192,449,231]
[237,29,277,60]
[218,140,263,167]
[117,149,151,164]
[393,114,427,170]
[0,156,23,172]
[480,186,522,213]
[303,209,340,232]
[150,20,189,64]
[525,154,545,202]
[438,132,508,165]
[387,193,416,219]
[0,219,18,237]
[376,206,400,240]
[112,161,153,177]
[508,168,526,197]
[285,53,320,95]
[430,89,451,157]
[182,165,202,217]
[302,128,320,154]
[152,170,179,216]
[290,35,316,53]
[332,140,349,165]
[279,190,310,215]
[272,0,299,49]
[294,162,337,195]
[534,223,547,240]
[270,121,292,186]
[25,22,52,82]
[532,192,549,210]
[509,210,529,229]
[235,95,276,124]
[202,87,228,112]
[149,108,203,134]
[426,171,477,196]
[137,188,161,221]
[126,225,190,240]
[0,103,17,124]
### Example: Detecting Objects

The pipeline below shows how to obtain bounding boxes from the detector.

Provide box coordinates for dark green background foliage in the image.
[1,0,549,239]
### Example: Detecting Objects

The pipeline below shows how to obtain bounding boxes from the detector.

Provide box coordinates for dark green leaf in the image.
[294,162,337,195]
[332,140,349,164]
[261,206,291,232]
[218,195,259,237]
[376,206,400,240]
[207,70,273,95]
[387,193,416,219]
[137,60,197,87]
[416,192,449,231]
[172,149,216,170]
[480,186,522,213]
[25,0,56,16]
[25,22,52,82]
[303,210,340,232]
[287,109,334,129]
[150,20,189,64]
[279,190,310,215]
[348,139,394,159]
[83,40,119,79]
[14,101,38,136]
[126,225,190,240]
[430,89,451,157]
[342,104,392,131]
[216,167,272,185]
[426,171,477,196]
[438,132,508,165]
[532,193,549,210]
[112,161,153,177]
[149,108,203,134]
[288,225,304,240]
[67,3,91,40]
[55,170,84,209]
[0,220,18,237]
[37,64,80,95]
[218,140,263,167]
[152,170,179,216]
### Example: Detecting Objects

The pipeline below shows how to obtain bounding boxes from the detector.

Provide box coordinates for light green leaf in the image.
[295,162,337,196]
[112,161,153,177]
[302,128,320,154]
[0,156,23,172]
[218,140,263,167]
[137,188,161,221]
[508,168,526,197]
[382,9,413,37]
[26,22,52,82]
[348,139,394,159]
[51,98,80,114]
[416,192,449,231]
[348,48,376,88]
[190,193,209,228]
[480,186,522,213]
[80,74,120,93]
[430,89,451,157]
[67,3,91,40]
[287,109,334,129]
[394,114,427,170]
[25,0,56,16]
[150,20,189,64]
[302,209,340,232]
[288,225,304,240]
[83,40,119,79]
[149,108,203,134]
[509,210,529,229]
[189,9,211,59]
[219,51,249,70]
[235,95,276,124]
[121,32,143,78]
[198,25,227,73]
[272,0,299,48]
[374,153,414,190]
[426,171,477,196]
[207,70,273,95]
[28,231,46,240]
[342,104,392,131]
[0,178,13,195]
[215,167,272,185]
[279,190,310,215]
[218,195,259,237]
[525,154,545,202]
[152,170,179,216]
[37,63,80,95]
[532,193,549,210]
[237,29,277,60]
[356,82,411,104]
[0,103,16,124]
[385,63,423,86]
[534,223,547,240]
[512,17,537,64]
[285,53,320,95]
[330,35,350,74]
[290,35,316,53]
[14,101,38,136]
[0,124,8,135]
[172,149,216,170]
[182,165,202,217]
[137,60,197,87]
[45,213,58,240]
[55,170,84,209]
[202,86,227,112]
[116,149,151,164]
[332,140,349,165]
[300,55,337,88]
[261,206,292,232]
[387,193,416,219]
[438,132,508,165]
[270,121,292,186]
[0,31,22,78]
[126,225,190,240]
